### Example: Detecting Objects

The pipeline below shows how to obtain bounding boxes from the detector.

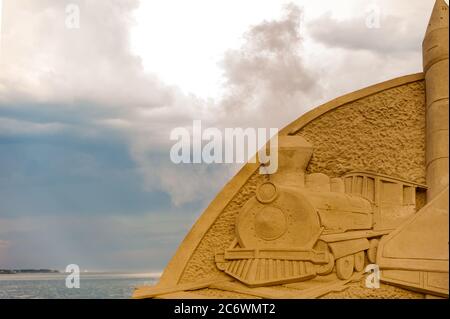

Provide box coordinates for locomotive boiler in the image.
[215,136,427,286]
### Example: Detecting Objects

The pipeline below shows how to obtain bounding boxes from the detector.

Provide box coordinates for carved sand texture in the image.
[179,173,269,283]
[297,81,426,184]
[179,81,426,285]
[133,2,448,300]
[178,81,426,285]
[194,288,260,299]
[321,279,424,299]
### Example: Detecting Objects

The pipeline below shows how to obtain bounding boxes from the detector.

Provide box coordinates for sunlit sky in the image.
[0,0,442,272]
[129,0,425,99]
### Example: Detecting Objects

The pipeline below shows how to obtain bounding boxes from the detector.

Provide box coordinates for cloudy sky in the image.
[0,0,440,272]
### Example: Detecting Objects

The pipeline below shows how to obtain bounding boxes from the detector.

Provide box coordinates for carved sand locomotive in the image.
[215,136,427,286]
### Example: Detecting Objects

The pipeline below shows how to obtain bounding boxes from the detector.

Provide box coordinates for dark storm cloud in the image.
[0,0,211,206]
[0,138,173,217]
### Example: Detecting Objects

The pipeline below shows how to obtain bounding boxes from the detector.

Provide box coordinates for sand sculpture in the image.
[134,0,449,299]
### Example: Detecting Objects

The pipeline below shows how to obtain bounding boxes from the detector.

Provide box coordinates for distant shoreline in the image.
[0,269,60,274]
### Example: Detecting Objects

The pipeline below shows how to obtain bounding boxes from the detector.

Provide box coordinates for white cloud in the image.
[0,0,180,111]
[126,4,320,205]
[130,0,286,99]
[217,4,322,130]
[0,0,211,205]
[308,13,422,54]
[0,0,433,207]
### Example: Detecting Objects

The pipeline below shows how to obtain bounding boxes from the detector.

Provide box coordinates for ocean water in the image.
[0,273,160,299]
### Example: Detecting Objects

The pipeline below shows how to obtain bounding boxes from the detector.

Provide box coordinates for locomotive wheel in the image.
[316,251,335,276]
[354,251,365,272]
[336,255,354,280]
[367,239,379,264]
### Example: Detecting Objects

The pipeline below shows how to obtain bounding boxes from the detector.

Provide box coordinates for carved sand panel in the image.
[179,172,269,283]
[134,2,448,300]
[178,80,426,285]
[296,81,426,184]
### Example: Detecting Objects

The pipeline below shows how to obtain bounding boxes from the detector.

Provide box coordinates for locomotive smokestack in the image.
[268,135,313,188]
[423,0,449,201]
